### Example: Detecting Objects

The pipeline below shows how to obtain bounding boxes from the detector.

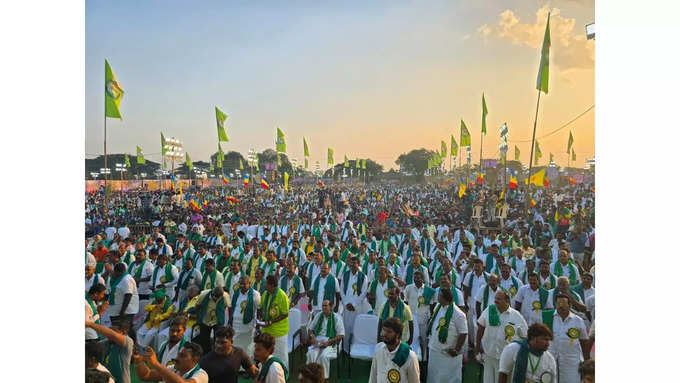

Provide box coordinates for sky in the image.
[86,0,594,170]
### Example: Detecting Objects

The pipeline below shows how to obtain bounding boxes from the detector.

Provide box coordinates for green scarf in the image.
[553,261,578,285]
[488,304,501,326]
[104,341,125,383]
[108,275,124,304]
[540,273,557,290]
[571,284,585,302]
[342,270,366,296]
[224,270,245,293]
[482,285,498,310]
[538,287,549,310]
[314,312,336,338]
[184,363,202,379]
[369,278,395,309]
[152,263,175,289]
[380,298,406,322]
[312,275,337,306]
[332,260,346,278]
[485,253,496,273]
[197,293,226,326]
[230,287,255,324]
[201,269,217,290]
[427,303,455,343]
[435,269,457,288]
[362,260,377,275]
[257,356,289,381]
[511,338,545,383]
[307,263,320,289]
[541,309,555,332]
[280,273,302,303]
[420,286,436,307]
[158,338,186,364]
[262,288,282,321]
[132,259,147,280]
[392,342,411,367]
[405,264,425,285]
[178,268,195,290]
[122,251,135,266]
[86,294,101,338]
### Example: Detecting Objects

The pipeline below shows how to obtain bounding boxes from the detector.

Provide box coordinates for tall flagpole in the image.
[103,60,108,208]
[527,89,542,215]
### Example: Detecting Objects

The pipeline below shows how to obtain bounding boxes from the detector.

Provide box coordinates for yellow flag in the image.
[458,184,466,198]
[524,168,546,187]
[284,171,289,192]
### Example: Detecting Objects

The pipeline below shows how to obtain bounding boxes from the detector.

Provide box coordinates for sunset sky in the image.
[85,0,594,170]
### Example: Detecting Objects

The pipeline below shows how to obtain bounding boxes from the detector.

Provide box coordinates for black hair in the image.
[265,274,278,286]
[88,283,107,296]
[254,332,276,352]
[439,288,454,303]
[527,323,553,341]
[382,317,404,339]
[299,363,325,383]
[182,342,203,360]
[214,326,235,340]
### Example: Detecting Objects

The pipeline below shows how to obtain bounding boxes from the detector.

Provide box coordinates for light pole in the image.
[115,163,126,193]
[163,137,183,190]
[586,23,595,40]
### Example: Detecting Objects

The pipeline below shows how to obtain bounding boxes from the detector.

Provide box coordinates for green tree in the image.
[395,148,437,176]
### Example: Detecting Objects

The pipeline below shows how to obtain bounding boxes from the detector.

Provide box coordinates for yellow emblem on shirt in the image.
[240,300,247,313]
[504,325,515,342]
[567,328,580,339]
[387,368,401,383]
[233,284,240,292]
[384,289,390,297]
[269,305,278,318]
[289,286,297,298]
[544,282,551,289]
[353,283,358,295]
[436,317,447,332]
[160,276,166,283]
[509,286,517,296]
[418,296,425,307]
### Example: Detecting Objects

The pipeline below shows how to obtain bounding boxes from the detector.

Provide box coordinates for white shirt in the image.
[232,289,262,333]
[118,226,130,239]
[158,339,184,367]
[368,342,420,383]
[106,274,139,315]
[475,284,501,312]
[499,342,557,382]
[129,261,155,295]
[151,264,180,299]
[170,365,209,383]
[339,270,368,309]
[95,363,116,383]
[427,303,468,353]
[499,276,523,304]
[404,284,432,324]
[85,299,100,340]
[105,226,117,240]
[477,306,528,359]
[310,312,345,339]
[548,311,588,365]
[311,275,341,312]
[463,271,488,308]
[261,356,287,383]
[85,273,105,294]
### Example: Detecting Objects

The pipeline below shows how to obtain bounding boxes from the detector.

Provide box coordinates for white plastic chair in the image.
[349,314,379,378]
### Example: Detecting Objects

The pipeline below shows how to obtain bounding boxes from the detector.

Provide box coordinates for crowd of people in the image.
[85,178,595,383]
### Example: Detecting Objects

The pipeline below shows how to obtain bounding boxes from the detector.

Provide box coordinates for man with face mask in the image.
[368,317,420,383]
[498,323,557,383]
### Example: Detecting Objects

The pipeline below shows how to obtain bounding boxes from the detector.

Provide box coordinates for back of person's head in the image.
[299,363,325,383]
[113,263,126,274]
[579,359,595,380]
[88,283,106,296]
[527,323,553,341]
[265,274,278,286]
[86,368,111,383]
[254,333,276,353]
[182,342,203,361]
[85,341,104,364]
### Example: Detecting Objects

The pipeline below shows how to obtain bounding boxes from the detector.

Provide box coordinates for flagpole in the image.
[103,60,108,209]
[527,89,542,215]
[480,130,484,185]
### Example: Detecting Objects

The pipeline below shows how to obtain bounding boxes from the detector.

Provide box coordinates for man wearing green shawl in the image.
[309,262,341,314]
[377,286,414,345]
[426,288,468,383]
[498,323,556,383]
[306,300,345,380]
[229,275,261,357]
[260,275,290,370]
[369,318,420,383]
[339,256,368,354]
[189,286,231,355]
[551,250,581,286]
[86,319,134,383]
[254,333,288,383]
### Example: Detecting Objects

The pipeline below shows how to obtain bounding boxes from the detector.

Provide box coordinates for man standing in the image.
[86,319,135,383]
[229,275,261,357]
[86,263,105,294]
[426,288,467,383]
[107,263,139,326]
[514,272,549,326]
[198,326,259,382]
[551,250,581,286]
[498,323,557,383]
[189,286,231,354]
[151,254,180,300]
[200,258,224,291]
[86,284,108,341]
[260,275,290,370]
[309,262,341,315]
[279,259,306,310]
[404,270,436,357]
[542,294,589,383]
[369,317,420,383]
[339,256,368,354]
[368,266,396,315]
[254,333,288,383]
[476,290,528,383]
[176,258,202,305]
[462,258,488,345]
[377,286,414,346]
[306,300,345,381]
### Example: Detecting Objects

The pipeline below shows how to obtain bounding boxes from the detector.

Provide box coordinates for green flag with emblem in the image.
[534,141,542,164]
[515,145,520,161]
[186,152,193,171]
[328,148,334,165]
[536,13,551,94]
[451,135,458,157]
[460,120,471,147]
[441,141,447,157]
[161,133,167,155]
[276,128,286,153]
[124,154,131,168]
[104,60,124,119]
[136,146,145,164]
[567,131,574,154]
[215,106,229,142]
[344,155,349,168]
[303,138,310,157]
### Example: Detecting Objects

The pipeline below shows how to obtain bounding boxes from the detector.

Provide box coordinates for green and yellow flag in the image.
[481,93,488,135]
[355,158,360,169]
[515,145,520,161]
[327,148,334,165]
[104,60,124,119]
[362,159,367,169]
[567,131,574,154]
[571,148,576,161]
[305,158,309,169]
[136,146,145,164]
[239,158,244,170]
[210,163,214,172]
[460,120,471,147]
[536,13,551,94]
[451,135,458,157]
[255,154,260,171]
[534,141,542,164]
[344,155,349,168]
[276,128,286,153]
[284,171,289,191]
[186,153,193,171]
[217,156,222,169]
[218,143,224,162]
[303,137,310,157]
[161,133,167,155]
[124,154,131,168]
[441,141,447,157]
[215,107,229,142]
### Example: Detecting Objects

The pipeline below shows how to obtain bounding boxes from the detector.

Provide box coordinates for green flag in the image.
[239,158,244,170]
[136,146,145,164]
[124,154,131,168]
[217,156,222,169]
[534,141,542,164]
[215,107,229,142]
[441,141,447,157]
[303,137,310,157]
[327,148,334,165]
[161,133,167,155]
[210,163,214,172]
[186,152,193,171]
[362,159,367,169]
[104,60,124,119]
[481,93,488,135]
[536,13,551,94]
[550,152,554,163]
[515,145,520,161]
[460,120,471,147]
[571,148,576,161]
[355,158,360,169]
[451,135,458,157]
[276,127,286,153]
[344,155,349,168]
[255,154,260,171]
[567,131,574,154]
[284,171,289,191]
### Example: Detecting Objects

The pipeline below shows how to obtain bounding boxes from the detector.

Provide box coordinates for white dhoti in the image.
[557,358,581,383]
[305,343,337,379]
[467,303,477,346]
[272,334,289,370]
[482,355,500,383]
[428,349,463,383]
[233,328,255,358]
[342,309,358,354]
[416,317,429,361]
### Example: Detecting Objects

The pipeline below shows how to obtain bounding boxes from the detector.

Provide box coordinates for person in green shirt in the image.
[259,275,290,370]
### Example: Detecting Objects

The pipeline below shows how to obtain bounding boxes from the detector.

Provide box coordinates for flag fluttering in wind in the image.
[221,174,230,184]
[460,120,471,147]
[536,13,551,94]
[124,154,131,168]
[362,159,367,170]
[218,143,224,162]
[476,173,485,184]
[276,128,286,153]
[571,148,576,161]
[458,183,467,198]
[185,153,193,171]
[284,172,289,191]
[105,60,124,119]
[355,158,360,169]
[525,168,546,187]
[567,131,574,154]
[227,196,239,204]
[534,141,542,164]
[481,94,488,135]
[209,164,214,172]
[261,178,270,190]
[549,153,554,163]
[451,135,458,157]
[515,145,520,161]
[530,198,537,207]
[328,148,334,165]
[441,141,447,157]
[136,146,145,164]
[161,133,167,155]
[509,176,518,189]
[317,180,325,187]
[243,173,250,187]
[239,158,244,170]
[215,107,229,142]
[303,137,309,157]
[344,155,349,168]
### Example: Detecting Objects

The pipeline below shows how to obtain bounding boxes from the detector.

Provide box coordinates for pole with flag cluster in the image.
[104,59,124,206]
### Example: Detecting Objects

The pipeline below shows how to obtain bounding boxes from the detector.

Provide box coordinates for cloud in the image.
[462,34,471,41]
[478,6,593,72]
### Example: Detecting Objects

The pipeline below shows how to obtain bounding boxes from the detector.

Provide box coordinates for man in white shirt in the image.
[86,284,108,341]
[309,262,341,315]
[156,316,189,368]
[306,300,345,380]
[427,288,468,383]
[253,333,288,383]
[118,224,130,240]
[339,256,368,354]
[476,290,528,383]
[151,254,180,301]
[546,293,589,383]
[514,272,547,326]
[86,263,105,294]
[369,317,420,383]
[107,263,139,326]
[498,323,557,383]
[404,270,435,358]
[134,342,209,383]
[228,275,262,357]
[462,258,489,345]
[128,249,155,328]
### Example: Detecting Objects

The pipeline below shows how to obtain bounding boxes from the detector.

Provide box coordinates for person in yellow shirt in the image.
[260,275,290,370]
[136,290,176,349]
